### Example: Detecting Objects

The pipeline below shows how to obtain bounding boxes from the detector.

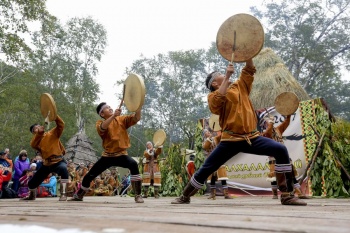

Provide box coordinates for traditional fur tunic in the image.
[142,147,162,186]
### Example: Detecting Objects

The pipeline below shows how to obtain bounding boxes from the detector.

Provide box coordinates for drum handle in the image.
[118,84,126,109]
[44,110,50,130]
[230,30,236,64]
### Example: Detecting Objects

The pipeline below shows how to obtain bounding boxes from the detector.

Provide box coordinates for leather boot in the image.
[59,181,67,201]
[69,187,87,201]
[275,171,307,206]
[294,187,311,199]
[208,188,216,200]
[21,188,36,201]
[154,187,159,199]
[142,186,148,198]
[272,188,278,199]
[171,182,198,204]
[132,180,144,203]
[223,188,234,199]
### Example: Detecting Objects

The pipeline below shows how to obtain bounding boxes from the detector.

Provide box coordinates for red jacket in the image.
[0,170,12,191]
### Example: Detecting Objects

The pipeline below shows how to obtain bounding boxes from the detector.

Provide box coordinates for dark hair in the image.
[189,154,195,160]
[96,102,107,115]
[30,124,39,133]
[205,71,217,92]
[20,169,31,178]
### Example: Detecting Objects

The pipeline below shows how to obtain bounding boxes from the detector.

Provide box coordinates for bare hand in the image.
[113,109,122,117]
[225,63,234,80]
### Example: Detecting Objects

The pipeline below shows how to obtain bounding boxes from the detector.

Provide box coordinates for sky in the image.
[46,0,262,108]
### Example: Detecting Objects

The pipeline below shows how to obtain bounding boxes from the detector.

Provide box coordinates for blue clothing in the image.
[0,158,10,176]
[40,176,57,196]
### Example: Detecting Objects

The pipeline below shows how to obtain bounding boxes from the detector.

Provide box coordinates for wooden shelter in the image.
[250,47,310,109]
[64,130,99,165]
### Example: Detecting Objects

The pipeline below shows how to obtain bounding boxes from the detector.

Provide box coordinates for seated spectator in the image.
[31,151,43,170]
[40,173,57,197]
[4,148,13,170]
[18,169,34,198]
[0,152,11,188]
[0,165,15,199]
[30,163,37,172]
[13,150,30,192]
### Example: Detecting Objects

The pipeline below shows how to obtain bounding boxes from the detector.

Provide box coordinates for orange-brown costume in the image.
[66,178,77,197]
[96,115,137,157]
[202,135,228,182]
[142,147,162,187]
[30,116,66,166]
[208,66,259,143]
[262,115,291,179]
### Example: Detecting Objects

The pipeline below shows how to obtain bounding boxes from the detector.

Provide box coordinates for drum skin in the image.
[124,73,146,112]
[274,92,300,115]
[216,13,264,62]
[40,93,57,122]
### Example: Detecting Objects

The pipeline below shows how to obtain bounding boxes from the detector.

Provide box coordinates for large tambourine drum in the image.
[216,13,264,62]
[124,73,146,112]
[40,93,57,122]
[153,129,166,147]
[209,114,221,131]
[274,92,300,116]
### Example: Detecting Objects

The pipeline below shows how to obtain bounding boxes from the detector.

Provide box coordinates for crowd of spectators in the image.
[0,148,128,199]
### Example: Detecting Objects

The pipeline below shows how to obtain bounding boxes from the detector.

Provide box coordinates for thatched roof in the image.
[250,48,310,109]
[64,131,99,164]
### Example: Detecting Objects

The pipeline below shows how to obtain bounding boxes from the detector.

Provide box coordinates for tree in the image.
[0,0,55,87]
[30,16,107,130]
[251,0,350,120]
[124,50,209,150]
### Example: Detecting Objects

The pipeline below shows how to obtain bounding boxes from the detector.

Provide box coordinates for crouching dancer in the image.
[22,115,69,201]
[171,59,306,206]
[70,102,144,203]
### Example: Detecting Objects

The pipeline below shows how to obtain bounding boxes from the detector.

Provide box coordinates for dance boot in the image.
[171,182,198,204]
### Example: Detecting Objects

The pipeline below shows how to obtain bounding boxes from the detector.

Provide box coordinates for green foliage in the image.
[123,50,210,149]
[251,0,350,120]
[160,144,187,196]
[0,0,55,65]
[309,99,350,197]
[0,16,107,158]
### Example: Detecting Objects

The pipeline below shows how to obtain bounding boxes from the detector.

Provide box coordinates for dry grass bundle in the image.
[250,48,310,109]
[65,131,99,164]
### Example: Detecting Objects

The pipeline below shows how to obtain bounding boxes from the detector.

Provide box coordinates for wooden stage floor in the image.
[1,195,350,233]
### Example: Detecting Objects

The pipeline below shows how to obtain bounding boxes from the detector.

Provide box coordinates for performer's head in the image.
[146,141,153,150]
[189,154,195,161]
[205,71,224,92]
[96,102,112,119]
[29,124,42,134]
[203,128,211,138]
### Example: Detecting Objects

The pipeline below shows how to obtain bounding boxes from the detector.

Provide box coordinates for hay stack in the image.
[250,48,310,109]
[65,131,99,164]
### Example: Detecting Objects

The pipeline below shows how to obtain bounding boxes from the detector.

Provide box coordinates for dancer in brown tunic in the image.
[171,59,306,206]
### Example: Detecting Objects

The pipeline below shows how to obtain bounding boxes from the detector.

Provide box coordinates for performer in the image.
[171,59,306,205]
[142,141,162,198]
[202,129,233,199]
[22,115,69,201]
[70,102,144,203]
[262,115,310,199]
[186,154,196,181]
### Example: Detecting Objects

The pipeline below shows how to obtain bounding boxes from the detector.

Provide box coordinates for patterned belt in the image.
[45,155,64,162]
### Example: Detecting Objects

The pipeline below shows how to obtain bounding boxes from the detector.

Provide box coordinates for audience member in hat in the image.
[12,150,30,192]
